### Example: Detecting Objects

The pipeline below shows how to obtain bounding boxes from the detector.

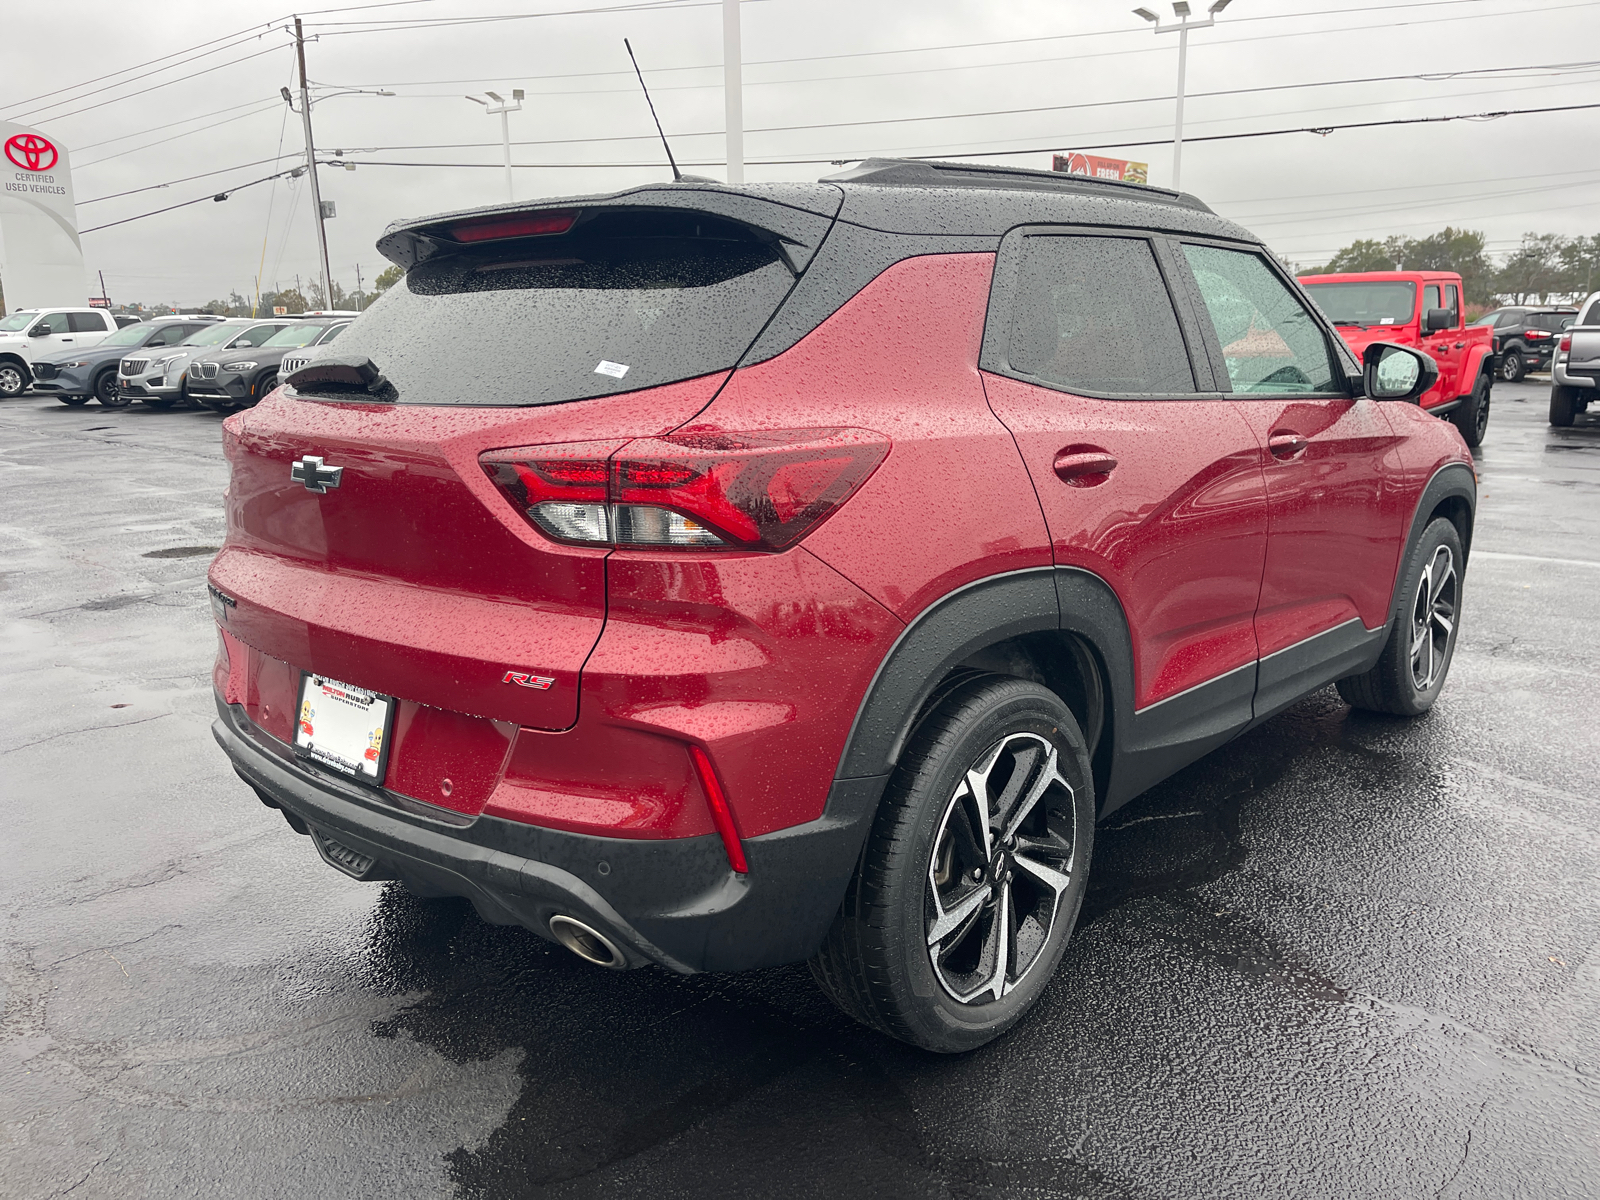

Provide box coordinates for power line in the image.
[71,96,281,154]
[3,24,278,116]
[307,0,723,34]
[77,156,304,206]
[322,101,1600,171]
[2,0,460,115]
[74,104,284,171]
[19,43,290,126]
[80,168,308,235]
[327,0,1582,89]
[323,67,1600,157]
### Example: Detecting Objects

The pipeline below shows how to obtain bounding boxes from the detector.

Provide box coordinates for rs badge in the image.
[502,671,555,690]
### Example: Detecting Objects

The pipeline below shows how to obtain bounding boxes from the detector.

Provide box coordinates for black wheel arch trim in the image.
[830,563,1249,818]
[1399,462,1476,585]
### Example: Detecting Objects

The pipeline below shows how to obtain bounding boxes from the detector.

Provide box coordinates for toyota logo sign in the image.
[5,133,58,173]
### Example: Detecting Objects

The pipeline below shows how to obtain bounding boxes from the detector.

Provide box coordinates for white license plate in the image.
[294,674,392,782]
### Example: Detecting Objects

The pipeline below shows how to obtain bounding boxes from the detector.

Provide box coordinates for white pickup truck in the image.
[0,307,122,398]
[1551,290,1600,426]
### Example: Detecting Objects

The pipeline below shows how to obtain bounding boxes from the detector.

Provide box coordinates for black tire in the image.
[0,360,29,398]
[1500,347,1525,382]
[1550,385,1578,428]
[57,395,91,406]
[810,675,1096,1053]
[1337,518,1464,716]
[93,369,129,407]
[1451,372,1491,447]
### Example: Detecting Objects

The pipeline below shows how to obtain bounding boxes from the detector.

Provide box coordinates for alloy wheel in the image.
[0,364,25,397]
[1409,545,1457,691]
[925,732,1078,1005]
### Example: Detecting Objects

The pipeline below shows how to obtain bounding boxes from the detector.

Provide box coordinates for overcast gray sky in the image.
[5,0,1599,306]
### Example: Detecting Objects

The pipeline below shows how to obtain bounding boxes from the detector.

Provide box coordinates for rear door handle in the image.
[1268,432,1308,460]
[1053,450,1118,485]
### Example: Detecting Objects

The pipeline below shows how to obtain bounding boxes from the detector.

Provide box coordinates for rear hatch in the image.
[211,191,838,741]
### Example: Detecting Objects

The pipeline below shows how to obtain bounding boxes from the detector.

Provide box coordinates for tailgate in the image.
[210,377,721,730]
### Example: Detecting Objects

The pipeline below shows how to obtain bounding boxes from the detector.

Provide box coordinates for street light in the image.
[1134,0,1232,191]
[467,89,525,203]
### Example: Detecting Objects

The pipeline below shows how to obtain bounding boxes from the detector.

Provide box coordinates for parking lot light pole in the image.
[467,90,525,203]
[1133,0,1232,191]
[724,0,743,185]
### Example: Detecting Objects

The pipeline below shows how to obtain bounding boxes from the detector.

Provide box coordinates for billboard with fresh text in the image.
[1051,153,1148,184]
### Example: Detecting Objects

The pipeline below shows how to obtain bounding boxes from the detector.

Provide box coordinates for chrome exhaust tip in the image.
[548,914,627,969]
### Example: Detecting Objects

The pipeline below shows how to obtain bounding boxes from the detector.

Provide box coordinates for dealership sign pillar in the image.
[0,121,85,309]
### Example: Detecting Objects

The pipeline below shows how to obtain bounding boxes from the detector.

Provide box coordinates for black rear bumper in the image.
[213,697,882,973]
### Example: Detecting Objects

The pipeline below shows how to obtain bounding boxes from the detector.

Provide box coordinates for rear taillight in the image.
[1525,329,1551,340]
[1559,335,1572,352]
[481,427,890,552]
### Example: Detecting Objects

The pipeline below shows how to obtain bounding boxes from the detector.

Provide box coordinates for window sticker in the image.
[594,360,629,379]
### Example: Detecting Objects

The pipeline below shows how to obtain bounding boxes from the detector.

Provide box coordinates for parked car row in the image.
[1472,304,1577,382]
[9,310,357,412]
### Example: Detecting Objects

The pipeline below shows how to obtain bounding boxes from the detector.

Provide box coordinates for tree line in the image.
[1306,228,1600,307]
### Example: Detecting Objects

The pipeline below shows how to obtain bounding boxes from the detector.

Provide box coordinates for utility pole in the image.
[723,0,743,185]
[293,18,334,314]
[355,262,363,310]
[1133,1,1232,191]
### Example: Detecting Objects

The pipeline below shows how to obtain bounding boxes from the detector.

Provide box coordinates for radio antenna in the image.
[624,38,681,182]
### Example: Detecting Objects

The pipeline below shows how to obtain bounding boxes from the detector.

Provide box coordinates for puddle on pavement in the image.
[142,546,219,559]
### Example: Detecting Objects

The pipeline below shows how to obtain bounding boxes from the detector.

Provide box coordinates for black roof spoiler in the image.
[376,183,843,273]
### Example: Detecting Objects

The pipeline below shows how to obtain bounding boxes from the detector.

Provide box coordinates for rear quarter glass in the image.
[329,223,797,407]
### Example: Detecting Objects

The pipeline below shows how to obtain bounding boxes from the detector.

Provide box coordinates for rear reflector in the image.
[447,209,579,243]
[689,745,748,874]
[481,427,890,552]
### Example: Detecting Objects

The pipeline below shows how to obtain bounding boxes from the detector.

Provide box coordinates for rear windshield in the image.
[327,214,796,406]
[1302,281,1416,327]
[1528,312,1574,331]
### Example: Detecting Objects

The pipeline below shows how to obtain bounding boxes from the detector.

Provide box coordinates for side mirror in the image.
[29,325,50,337]
[1363,342,1438,403]
[1423,308,1452,333]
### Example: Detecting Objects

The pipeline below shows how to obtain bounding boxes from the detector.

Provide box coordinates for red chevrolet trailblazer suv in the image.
[210,159,1475,1052]
[1298,270,1496,447]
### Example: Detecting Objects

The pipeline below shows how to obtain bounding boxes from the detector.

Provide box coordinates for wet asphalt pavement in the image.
[2,381,1597,1199]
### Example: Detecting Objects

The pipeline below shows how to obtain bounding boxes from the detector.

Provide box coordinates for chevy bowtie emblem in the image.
[290,455,343,494]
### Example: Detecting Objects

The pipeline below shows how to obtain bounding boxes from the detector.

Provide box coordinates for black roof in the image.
[377,157,1257,269]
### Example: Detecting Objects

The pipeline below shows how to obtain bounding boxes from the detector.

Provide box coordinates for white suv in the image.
[0,308,120,398]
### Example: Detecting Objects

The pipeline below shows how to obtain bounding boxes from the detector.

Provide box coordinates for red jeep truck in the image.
[1299,270,1496,446]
